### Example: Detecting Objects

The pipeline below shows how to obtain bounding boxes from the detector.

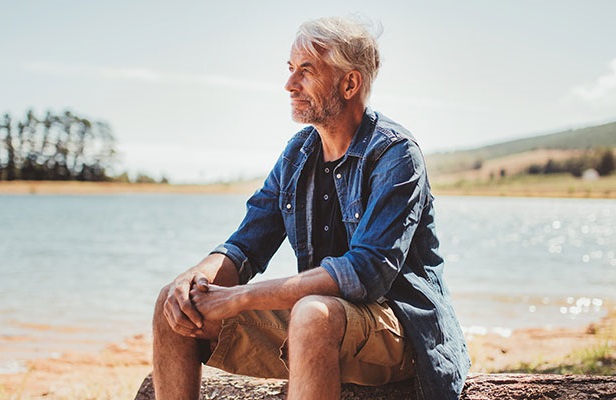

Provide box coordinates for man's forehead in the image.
[288,46,325,67]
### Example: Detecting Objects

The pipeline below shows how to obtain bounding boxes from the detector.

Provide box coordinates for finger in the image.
[193,272,210,293]
[172,282,204,328]
[164,296,199,331]
[163,301,199,337]
[189,288,211,317]
[189,286,202,300]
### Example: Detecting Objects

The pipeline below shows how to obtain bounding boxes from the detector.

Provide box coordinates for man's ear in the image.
[340,70,363,100]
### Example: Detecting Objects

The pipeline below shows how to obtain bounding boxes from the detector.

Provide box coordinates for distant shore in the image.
[431,174,616,199]
[0,180,264,195]
[1,175,615,198]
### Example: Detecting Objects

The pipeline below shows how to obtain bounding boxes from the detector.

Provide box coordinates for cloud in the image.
[570,58,616,102]
[23,62,280,93]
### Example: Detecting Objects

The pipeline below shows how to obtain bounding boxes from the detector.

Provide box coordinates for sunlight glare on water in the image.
[0,194,614,370]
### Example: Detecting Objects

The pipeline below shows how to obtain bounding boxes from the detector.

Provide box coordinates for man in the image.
[153,16,470,400]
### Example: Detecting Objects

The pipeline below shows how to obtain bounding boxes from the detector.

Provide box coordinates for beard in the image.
[290,85,344,127]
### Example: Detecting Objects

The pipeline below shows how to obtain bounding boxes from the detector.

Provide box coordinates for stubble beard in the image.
[291,86,344,127]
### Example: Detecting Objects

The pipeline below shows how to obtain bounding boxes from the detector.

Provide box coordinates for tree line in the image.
[0,109,116,181]
[527,148,615,177]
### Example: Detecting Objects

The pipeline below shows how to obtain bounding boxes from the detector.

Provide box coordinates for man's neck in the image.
[315,105,365,162]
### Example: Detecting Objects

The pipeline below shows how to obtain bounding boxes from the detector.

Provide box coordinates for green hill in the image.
[426,120,616,175]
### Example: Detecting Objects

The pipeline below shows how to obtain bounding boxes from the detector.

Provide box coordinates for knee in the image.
[289,295,346,343]
[153,284,171,324]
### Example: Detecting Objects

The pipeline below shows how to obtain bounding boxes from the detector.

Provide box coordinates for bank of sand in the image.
[1,178,615,198]
[0,312,614,400]
[0,180,264,195]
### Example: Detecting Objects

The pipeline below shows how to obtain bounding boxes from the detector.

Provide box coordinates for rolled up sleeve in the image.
[326,139,428,304]
[321,256,367,302]
[210,155,287,285]
[211,243,253,285]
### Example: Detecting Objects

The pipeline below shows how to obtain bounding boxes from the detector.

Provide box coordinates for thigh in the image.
[206,309,291,379]
[335,298,414,386]
[205,300,413,385]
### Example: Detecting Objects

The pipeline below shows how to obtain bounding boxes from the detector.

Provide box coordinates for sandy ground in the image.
[0,180,263,196]
[0,314,613,400]
[0,335,152,399]
[1,177,614,198]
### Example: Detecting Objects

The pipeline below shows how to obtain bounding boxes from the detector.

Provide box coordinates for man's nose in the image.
[285,72,299,93]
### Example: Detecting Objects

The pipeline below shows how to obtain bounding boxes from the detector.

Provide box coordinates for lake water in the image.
[1,194,615,373]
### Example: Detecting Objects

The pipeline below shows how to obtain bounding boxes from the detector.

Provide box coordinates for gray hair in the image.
[293,16,382,102]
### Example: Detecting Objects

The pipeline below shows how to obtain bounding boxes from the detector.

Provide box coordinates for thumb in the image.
[194,273,210,293]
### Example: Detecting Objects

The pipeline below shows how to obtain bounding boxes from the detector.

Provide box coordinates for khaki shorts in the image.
[206,298,414,386]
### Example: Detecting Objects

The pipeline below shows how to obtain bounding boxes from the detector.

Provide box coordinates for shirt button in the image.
[324,225,329,232]
[324,167,330,173]
[336,173,342,179]
[323,194,329,201]
[286,203,292,210]
[355,213,360,219]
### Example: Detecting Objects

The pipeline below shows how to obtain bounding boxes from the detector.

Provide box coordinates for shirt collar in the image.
[345,107,377,158]
[300,107,377,159]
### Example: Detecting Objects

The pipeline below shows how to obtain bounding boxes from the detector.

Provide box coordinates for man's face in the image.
[285,47,345,126]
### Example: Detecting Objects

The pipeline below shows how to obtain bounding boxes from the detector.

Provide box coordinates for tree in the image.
[0,109,117,181]
[595,148,615,176]
[0,114,16,180]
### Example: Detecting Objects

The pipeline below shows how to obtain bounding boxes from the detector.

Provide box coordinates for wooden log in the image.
[461,374,616,400]
[135,367,616,399]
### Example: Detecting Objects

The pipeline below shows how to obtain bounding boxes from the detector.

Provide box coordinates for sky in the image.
[2,0,616,183]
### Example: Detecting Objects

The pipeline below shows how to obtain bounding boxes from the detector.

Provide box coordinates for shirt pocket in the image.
[279,191,297,248]
[341,198,363,239]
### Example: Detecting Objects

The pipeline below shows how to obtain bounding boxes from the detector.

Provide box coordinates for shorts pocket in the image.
[354,327,406,367]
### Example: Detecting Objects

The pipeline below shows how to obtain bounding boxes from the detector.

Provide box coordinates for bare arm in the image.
[189,266,340,321]
[163,253,239,337]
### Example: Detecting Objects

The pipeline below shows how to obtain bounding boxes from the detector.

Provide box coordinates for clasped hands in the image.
[163,271,242,338]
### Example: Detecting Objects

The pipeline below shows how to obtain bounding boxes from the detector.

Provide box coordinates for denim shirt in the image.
[213,109,470,399]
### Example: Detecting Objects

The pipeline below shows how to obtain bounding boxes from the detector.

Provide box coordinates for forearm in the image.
[194,253,239,287]
[191,266,341,321]
[238,266,340,311]
[175,253,239,287]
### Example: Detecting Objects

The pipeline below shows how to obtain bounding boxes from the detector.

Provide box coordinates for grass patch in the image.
[505,342,615,375]
[432,173,616,198]
[499,310,616,376]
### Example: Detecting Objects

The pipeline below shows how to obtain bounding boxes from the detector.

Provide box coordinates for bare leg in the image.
[152,285,211,400]
[287,295,346,400]
[152,257,239,399]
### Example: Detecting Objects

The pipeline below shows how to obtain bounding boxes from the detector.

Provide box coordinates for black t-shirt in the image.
[312,148,349,266]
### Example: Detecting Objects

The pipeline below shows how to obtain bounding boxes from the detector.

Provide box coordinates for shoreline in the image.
[0,180,264,196]
[1,178,614,198]
[1,310,613,399]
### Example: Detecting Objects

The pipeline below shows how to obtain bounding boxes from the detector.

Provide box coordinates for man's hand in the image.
[190,281,246,321]
[190,267,341,322]
[162,253,240,338]
[163,270,209,338]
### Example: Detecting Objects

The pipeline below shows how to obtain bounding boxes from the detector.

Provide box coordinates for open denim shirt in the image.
[213,109,470,399]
